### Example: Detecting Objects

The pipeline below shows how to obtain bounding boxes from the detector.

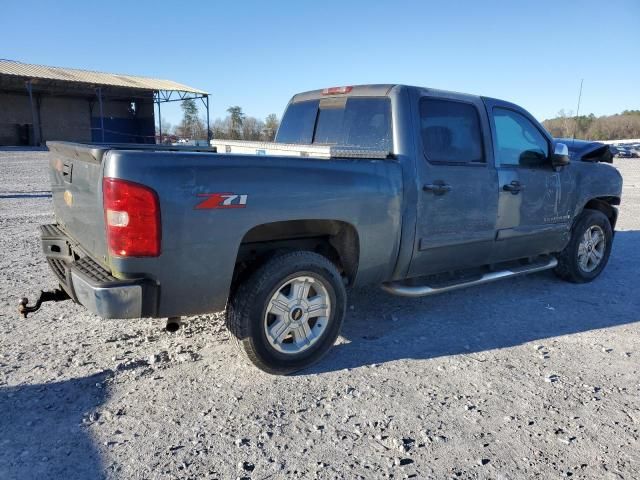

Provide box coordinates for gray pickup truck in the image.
[26,84,622,374]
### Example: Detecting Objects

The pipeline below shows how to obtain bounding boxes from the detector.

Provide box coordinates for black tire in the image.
[226,251,346,374]
[554,209,613,283]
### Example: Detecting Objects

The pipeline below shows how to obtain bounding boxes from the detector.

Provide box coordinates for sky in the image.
[2,0,639,127]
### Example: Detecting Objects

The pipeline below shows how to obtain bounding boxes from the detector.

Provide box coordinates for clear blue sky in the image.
[2,0,639,126]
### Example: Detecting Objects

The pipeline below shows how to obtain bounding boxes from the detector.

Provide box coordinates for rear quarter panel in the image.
[104,151,403,317]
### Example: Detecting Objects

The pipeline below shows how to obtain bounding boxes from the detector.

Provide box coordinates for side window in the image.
[420,98,484,164]
[493,108,549,167]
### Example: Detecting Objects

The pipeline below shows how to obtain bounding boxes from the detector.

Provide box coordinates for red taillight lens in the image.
[103,177,161,257]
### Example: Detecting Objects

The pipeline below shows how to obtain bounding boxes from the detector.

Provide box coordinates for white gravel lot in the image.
[0,150,638,480]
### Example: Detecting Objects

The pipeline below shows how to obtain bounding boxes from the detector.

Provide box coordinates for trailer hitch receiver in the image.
[18,289,70,318]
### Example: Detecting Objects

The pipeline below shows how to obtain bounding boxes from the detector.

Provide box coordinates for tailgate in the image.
[47,142,110,264]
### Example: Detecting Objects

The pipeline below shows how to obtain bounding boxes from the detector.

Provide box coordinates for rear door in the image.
[408,91,498,277]
[484,100,573,262]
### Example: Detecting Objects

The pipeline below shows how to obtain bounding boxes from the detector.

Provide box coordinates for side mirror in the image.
[552,142,570,167]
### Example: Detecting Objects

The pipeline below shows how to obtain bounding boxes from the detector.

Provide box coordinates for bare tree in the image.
[264,114,280,141]
[241,116,265,141]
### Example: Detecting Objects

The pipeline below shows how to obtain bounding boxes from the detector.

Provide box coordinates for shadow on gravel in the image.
[0,146,48,152]
[0,371,110,480]
[0,193,52,199]
[302,230,640,374]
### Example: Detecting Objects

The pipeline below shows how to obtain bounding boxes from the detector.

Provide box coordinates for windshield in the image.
[276,97,392,150]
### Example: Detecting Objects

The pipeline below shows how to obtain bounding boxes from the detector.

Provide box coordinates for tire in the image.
[554,209,613,283]
[226,251,346,374]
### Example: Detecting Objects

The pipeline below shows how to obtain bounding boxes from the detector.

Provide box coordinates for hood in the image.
[555,138,614,164]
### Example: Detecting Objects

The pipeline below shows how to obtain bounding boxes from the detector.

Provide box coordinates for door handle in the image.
[423,183,452,195]
[503,181,523,194]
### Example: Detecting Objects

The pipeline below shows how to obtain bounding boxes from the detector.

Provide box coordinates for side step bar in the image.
[382,257,558,298]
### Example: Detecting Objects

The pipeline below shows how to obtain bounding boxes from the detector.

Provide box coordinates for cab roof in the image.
[290,84,483,104]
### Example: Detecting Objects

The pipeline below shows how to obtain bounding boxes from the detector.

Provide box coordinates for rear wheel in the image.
[226,251,346,374]
[554,209,613,283]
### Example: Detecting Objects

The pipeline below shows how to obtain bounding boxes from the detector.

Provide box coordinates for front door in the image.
[408,93,498,277]
[486,102,573,262]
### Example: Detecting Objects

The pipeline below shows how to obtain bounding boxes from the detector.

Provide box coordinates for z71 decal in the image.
[195,192,248,209]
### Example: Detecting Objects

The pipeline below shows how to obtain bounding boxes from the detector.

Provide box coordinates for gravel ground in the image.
[0,150,638,480]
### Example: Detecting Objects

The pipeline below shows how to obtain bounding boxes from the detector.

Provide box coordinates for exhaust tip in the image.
[165,317,181,333]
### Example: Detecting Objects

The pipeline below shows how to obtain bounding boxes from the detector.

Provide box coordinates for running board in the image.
[382,257,558,297]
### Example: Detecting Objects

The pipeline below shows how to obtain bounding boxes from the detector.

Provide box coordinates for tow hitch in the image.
[18,289,70,318]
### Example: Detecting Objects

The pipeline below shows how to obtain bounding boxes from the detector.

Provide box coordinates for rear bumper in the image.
[41,224,158,318]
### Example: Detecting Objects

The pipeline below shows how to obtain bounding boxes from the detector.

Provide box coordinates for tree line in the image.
[168,100,640,143]
[159,99,280,142]
[542,110,640,141]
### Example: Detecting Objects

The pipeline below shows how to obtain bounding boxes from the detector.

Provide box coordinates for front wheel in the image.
[554,209,613,283]
[226,251,346,374]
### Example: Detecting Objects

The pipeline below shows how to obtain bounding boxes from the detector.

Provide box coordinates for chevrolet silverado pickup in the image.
[26,84,623,374]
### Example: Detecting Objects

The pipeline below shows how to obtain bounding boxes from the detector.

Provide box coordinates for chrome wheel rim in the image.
[264,275,331,355]
[577,225,606,273]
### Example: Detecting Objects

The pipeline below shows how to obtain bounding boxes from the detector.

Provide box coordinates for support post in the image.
[96,87,105,143]
[25,80,41,146]
[206,94,211,142]
[157,94,162,144]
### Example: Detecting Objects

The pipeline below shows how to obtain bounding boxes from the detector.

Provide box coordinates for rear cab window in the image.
[276,97,392,151]
[419,98,484,164]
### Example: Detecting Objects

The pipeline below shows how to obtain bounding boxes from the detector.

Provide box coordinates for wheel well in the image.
[231,220,359,292]
[583,197,619,230]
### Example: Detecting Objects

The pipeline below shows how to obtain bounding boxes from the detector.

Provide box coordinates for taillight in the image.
[103,177,161,257]
[321,86,353,95]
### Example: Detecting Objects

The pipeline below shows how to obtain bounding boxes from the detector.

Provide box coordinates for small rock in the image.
[149,351,169,364]
[234,438,250,447]
[401,437,415,451]
[544,374,559,383]
[558,436,576,445]
[176,352,199,363]
[478,458,490,466]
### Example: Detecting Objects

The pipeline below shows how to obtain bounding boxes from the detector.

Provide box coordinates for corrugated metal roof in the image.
[0,59,207,94]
